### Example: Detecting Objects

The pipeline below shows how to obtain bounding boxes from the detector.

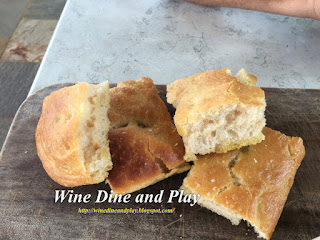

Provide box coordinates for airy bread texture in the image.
[36,82,112,187]
[167,68,266,161]
[107,77,190,194]
[181,127,305,239]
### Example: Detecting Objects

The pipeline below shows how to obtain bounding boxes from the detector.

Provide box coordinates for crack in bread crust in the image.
[147,141,170,174]
[107,78,189,194]
[214,183,232,199]
[180,127,305,240]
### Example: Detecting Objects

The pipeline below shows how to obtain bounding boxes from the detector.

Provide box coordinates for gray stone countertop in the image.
[29,0,320,94]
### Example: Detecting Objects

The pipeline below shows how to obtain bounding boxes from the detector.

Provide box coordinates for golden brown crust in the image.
[107,77,189,194]
[36,83,91,187]
[235,68,258,86]
[182,127,305,239]
[167,69,265,135]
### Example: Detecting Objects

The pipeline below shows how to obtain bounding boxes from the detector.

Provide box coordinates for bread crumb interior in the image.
[182,103,266,156]
[78,82,112,182]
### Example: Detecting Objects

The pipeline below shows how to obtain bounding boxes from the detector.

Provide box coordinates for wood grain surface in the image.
[0,84,319,240]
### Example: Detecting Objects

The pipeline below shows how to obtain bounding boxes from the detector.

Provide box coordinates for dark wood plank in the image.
[0,84,319,240]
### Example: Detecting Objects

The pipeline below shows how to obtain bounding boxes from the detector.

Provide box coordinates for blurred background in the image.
[0,0,66,150]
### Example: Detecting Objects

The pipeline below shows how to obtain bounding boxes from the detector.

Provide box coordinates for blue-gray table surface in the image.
[29,0,320,95]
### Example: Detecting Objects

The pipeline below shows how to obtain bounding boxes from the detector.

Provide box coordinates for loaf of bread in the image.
[167,68,266,161]
[107,77,190,194]
[181,127,305,239]
[36,82,112,187]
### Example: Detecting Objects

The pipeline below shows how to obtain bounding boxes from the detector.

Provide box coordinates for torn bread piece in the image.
[235,68,257,86]
[36,82,112,187]
[107,77,190,194]
[181,127,305,240]
[167,68,266,161]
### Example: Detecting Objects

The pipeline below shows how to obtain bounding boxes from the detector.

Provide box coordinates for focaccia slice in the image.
[181,127,305,239]
[108,77,190,194]
[167,68,266,161]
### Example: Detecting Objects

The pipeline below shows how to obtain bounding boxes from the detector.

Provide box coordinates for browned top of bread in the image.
[166,68,265,126]
[182,127,305,239]
[107,77,189,194]
[36,83,92,187]
[235,68,257,86]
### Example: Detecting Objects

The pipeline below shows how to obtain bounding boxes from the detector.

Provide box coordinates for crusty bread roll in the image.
[181,127,305,240]
[36,82,112,187]
[167,68,266,161]
[107,77,190,194]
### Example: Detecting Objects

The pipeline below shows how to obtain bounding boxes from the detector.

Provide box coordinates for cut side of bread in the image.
[167,68,266,161]
[181,127,305,240]
[36,82,112,187]
[182,102,266,161]
[78,82,112,183]
[107,77,190,194]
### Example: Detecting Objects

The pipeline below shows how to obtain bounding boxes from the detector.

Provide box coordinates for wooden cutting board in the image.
[0,84,319,240]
